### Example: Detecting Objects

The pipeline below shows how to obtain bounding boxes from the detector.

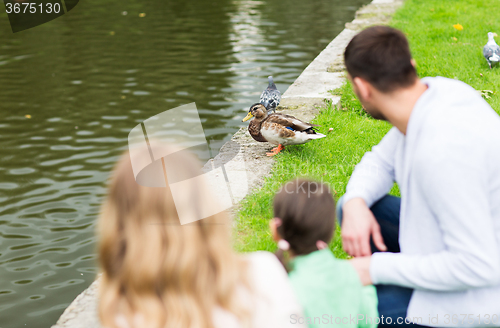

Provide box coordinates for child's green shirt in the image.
[288,249,378,328]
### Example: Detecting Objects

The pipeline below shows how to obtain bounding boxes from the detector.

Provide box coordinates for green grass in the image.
[234,104,395,258]
[233,0,500,256]
[392,0,500,113]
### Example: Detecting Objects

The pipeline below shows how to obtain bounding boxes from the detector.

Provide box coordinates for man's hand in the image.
[341,198,386,257]
[349,256,372,286]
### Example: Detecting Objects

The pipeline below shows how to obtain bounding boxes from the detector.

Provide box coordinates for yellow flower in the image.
[25,114,31,119]
[453,24,463,31]
[139,13,146,17]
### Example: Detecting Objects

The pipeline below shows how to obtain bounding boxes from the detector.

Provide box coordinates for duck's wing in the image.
[261,121,296,139]
[265,113,319,132]
[260,120,326,146]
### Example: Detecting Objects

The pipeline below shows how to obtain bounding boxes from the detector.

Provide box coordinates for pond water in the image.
[0,0,370,326]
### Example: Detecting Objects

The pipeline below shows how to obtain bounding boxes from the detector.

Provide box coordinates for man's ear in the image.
[353,77,371,101]
[269,218,282,242]
[411,58,416,67]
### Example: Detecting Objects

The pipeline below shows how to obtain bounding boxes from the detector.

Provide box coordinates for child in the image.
[270,178,378,328]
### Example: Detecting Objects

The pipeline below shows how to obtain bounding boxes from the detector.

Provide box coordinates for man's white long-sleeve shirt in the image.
[343,77,500,327]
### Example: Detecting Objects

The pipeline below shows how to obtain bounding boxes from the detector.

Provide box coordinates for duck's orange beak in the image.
[242,112,253,122]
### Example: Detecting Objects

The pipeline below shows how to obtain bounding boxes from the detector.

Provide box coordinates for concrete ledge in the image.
[51,0,404,327]
[52,278,100,328]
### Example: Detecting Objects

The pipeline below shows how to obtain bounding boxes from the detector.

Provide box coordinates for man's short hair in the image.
[344,26,417,92]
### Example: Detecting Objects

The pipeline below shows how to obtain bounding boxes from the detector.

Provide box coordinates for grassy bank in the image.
[234,105,396,258]
[234,0,500,256]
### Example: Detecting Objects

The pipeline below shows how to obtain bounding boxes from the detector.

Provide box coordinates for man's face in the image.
[350,76,388,121]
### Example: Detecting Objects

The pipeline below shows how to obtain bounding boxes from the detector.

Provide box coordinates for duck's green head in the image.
[242,103,267,122]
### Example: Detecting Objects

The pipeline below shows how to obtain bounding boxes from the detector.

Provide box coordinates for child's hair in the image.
[273,178,336,270]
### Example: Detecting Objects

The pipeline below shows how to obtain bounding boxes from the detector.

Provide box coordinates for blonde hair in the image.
[97,148,250,328]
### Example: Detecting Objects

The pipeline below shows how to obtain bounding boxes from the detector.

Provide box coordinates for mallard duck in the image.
[484,32,500,69]
[242,103,326,156]
[260,76,281,113]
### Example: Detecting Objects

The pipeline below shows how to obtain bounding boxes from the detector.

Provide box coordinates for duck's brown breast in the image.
[248,120,267,142]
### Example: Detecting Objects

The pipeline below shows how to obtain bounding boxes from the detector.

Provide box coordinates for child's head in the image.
[271,178,336,257]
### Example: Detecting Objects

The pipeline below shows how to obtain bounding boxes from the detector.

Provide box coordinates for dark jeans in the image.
[337,195,425,327]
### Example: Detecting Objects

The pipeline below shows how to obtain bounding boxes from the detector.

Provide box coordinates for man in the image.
[339,26,500,327]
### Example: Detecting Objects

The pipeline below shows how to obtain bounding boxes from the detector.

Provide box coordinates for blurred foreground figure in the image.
[97,147,305,328]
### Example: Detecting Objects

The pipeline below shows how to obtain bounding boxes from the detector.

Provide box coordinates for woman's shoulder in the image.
[243,250,280,261]
[241,251,291,292]
[243,251,287,273]
[238,251,306,328]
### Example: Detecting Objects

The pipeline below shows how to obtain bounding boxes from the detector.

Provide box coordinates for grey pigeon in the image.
[483,32,500,69]
[260,76,281,113]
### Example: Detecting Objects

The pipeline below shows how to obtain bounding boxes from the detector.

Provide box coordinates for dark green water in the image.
[0,0,369,326]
